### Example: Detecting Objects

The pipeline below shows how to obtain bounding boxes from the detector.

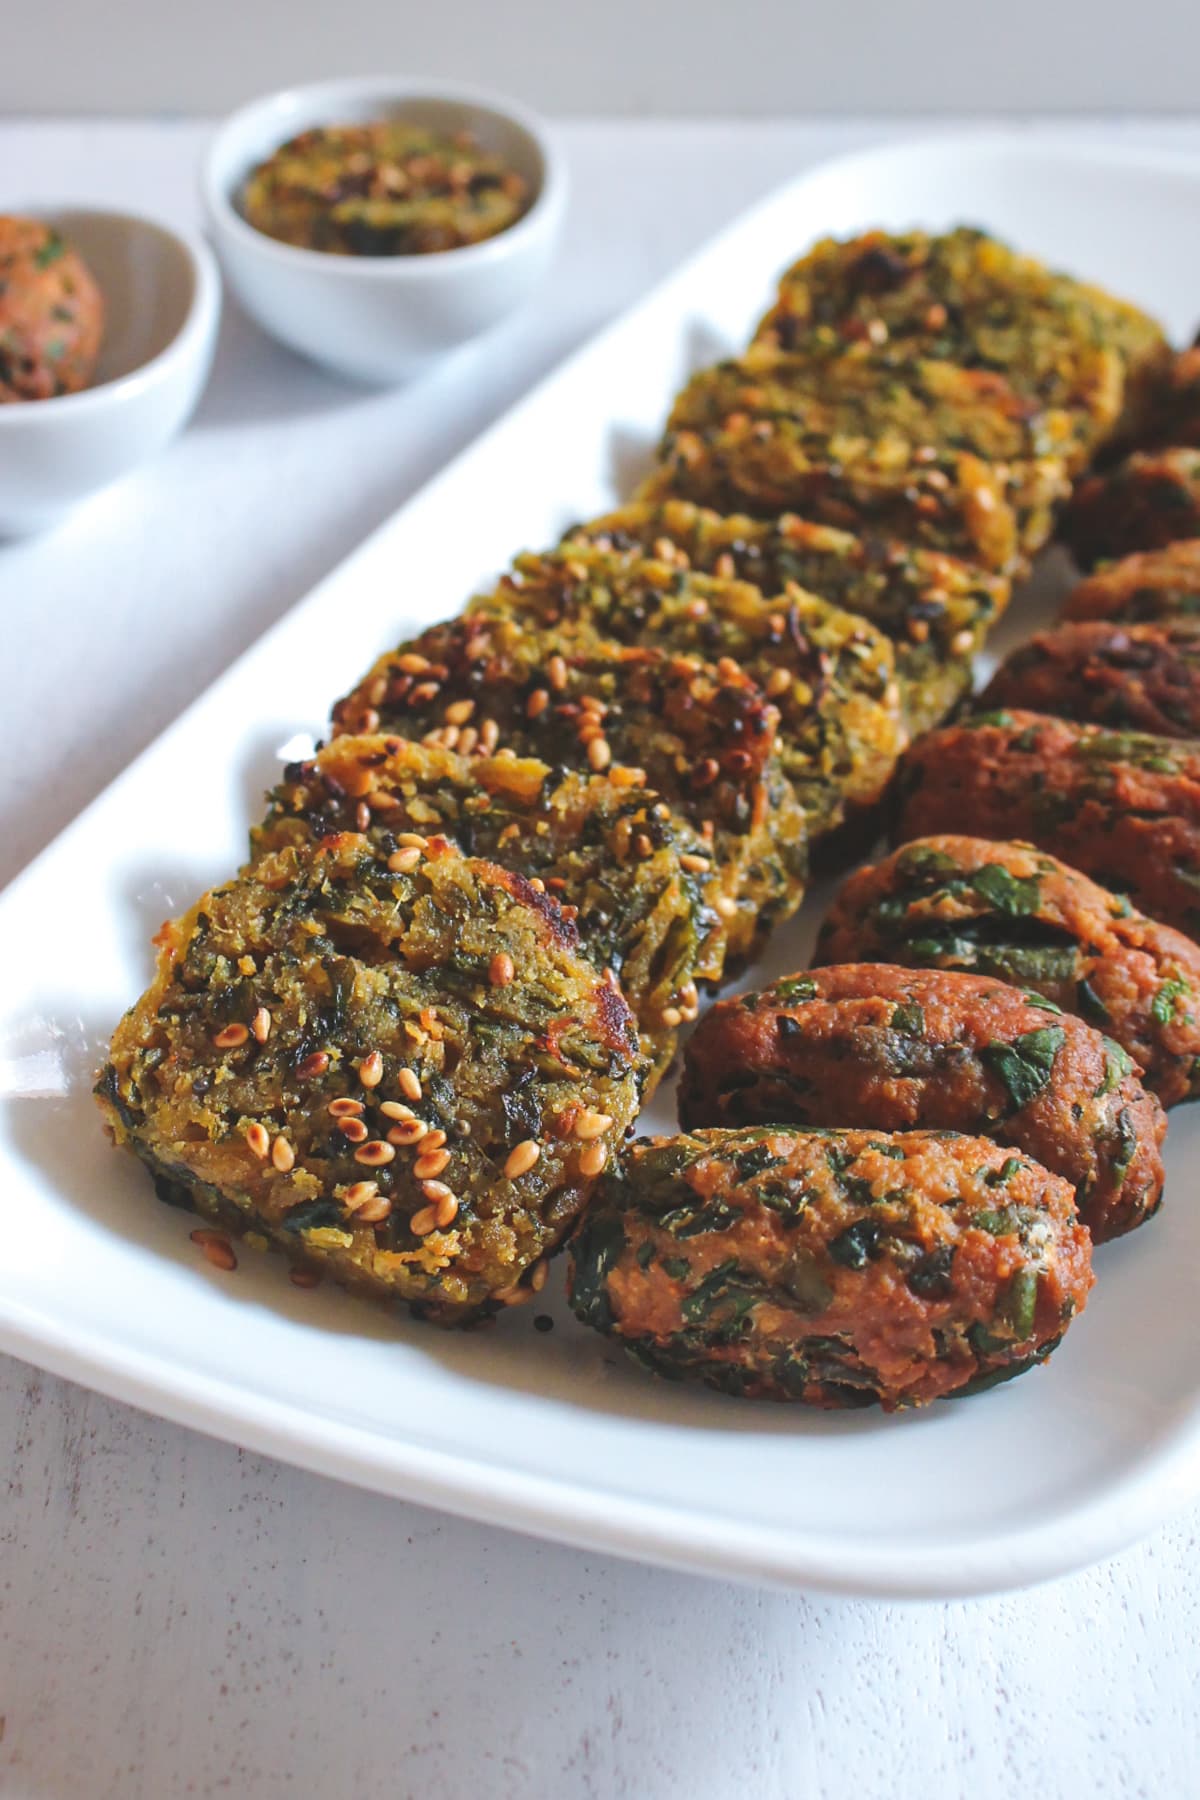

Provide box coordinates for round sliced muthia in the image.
[568,1127,1093,1410]
[96,836,640,1323]
[1061,540,1200,624]
[1060,448,1200,568]
[564,497,1010,737]
[678,964,1165,1243]
[648,341,1079,571]
[814,834,1200,1107]
[752,225,1166,453]
[980,619,1200,738]
[332,610,808,966]
[893,707,1200,941]
[476,542,904,839]
[255,734,720,1093]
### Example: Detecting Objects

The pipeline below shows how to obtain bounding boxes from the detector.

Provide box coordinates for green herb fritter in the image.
[566,497,1009,736]
[894,708,1200,939]
[474,543,904,839]
[255,734,721,1092]
[332,610,808,966]
[242,121,528,256]
[754,225,1166,454]
[1060,448,1200,569]
[96,836,640,1323]
[678,964,1165,1242]
[649,341,1077,572]
[1061,540,1200,624]
[980,619,1200,738]
[568,1127,1093,1409]
[814,835,1200,1107]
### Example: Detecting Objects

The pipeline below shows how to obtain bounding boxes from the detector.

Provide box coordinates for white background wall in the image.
[5,0,1199,115]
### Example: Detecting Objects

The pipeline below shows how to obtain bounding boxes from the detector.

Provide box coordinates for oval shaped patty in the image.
[678,964,1165,1242]
[1061,539,1200,625]
[1060,448,1200,568]
[814,835,1200,1106]
[980,620,1200,738]
[568,1126,1093,1409]
[893,708,1200,939]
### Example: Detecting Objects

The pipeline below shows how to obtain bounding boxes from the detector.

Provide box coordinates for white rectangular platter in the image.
[6,134,1200,1599]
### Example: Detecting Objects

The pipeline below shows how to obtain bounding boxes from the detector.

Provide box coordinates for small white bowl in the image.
[0,208,220,538]
[201,78,568,385]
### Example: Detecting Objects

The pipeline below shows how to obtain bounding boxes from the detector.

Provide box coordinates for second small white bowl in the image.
[202,79,568,385]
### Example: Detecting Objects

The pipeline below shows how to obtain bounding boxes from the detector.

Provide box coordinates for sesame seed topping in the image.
[530,1259,549,1293]
[396,652,431,674]
[388,1120,428,1146]
[505,1140,541,1179]
[251,1008,272,1043]
[765,667,791,698]
[679,853,711,872]
[379,1100,417,1122]
[359,1052,384,1088]
[489,951,515,987]
[354,1141,395,1166]
[526,688,550,719]
[661,1007,683,1029]
[296,1051,330,1080]
[398,1067,423,1102]
[444,698,475,725]
[342,1180,380,1211]
[213,1023,249,1049]
[354,1193,393,1224]
[396,831,428,848]
[388,846,423,873]
[421,1180,455,1204]
[410,1205,437,1236]
[245,1123,270,1158]
[714,894,739,920]
[417,1128,447,1150]
[434,1194,459,1228]
[337,1117,369,1143]
[271,1136,295,1172]
[328,1097,365,1119]
[414,1148,451,1179]
[588,738,612,772]
[546,654,568,691]
[579,1142,608,1177]
[573,1111,612,1140]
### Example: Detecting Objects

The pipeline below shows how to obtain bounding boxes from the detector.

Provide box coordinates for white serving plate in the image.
[5,134,1200,1600]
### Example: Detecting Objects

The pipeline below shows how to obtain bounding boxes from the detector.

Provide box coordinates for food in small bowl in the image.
[0,215,104,402]
[202,79,567,384]
[242,121,529,257]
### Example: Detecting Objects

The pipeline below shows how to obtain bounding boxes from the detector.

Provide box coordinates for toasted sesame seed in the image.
[245,1123,270,1158]
[456,727,479,755]
[355,1193,393,1224]
[588,738,612,772]
[289,1267,321,1288]
[388,847,423,873]
[410,680,441,704]
[359,1052,384,1088]
[355,1141,395,1166]
[337,1117,369,1144]
[440,726,461,751]
[414,1148,451,1179]
[495,1283,533,1307]
[356,800,371,831]
[609,765,646,789]
[951,628,976,656]
[714,895,739,920]
[765,667,792,698]
[251,1007,272,1044]
[396,652,431,673]
[342,1180,379,1211]
[296,1051,330,1080]
[410,1205,437,1236]
[191,1229,237,1271]
[546,654,568,691]
[271,1136,295,1172]
[528,878,546,892]
[526,688,550,719]
[388,1119,428,1146]
[358,707,381,733]
[396,831,428,848]
[661,1007,683,1029]
[579,1142,607,1176]
[213,1023,249,1049]
[479,718,500,751]
[445,698,475,725]
[328,1097,365,1119]
[530,1259,549,1292]
[433,1194,459,1229]
[417,1128,448,1150]
[379,1100,417,1122]
[489,951,515,987]
[421,1180,455,1204]
[505,1140,541,1179]
[398,1067,422,1102]
[573,1111,612,1140]
[714,553,736,579]
[580,694,607,715]
[679,853,711,873]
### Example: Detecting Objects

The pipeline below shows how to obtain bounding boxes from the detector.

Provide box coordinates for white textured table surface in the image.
[5,117,1200,1800]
